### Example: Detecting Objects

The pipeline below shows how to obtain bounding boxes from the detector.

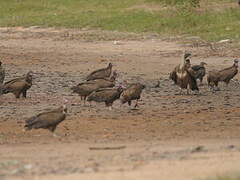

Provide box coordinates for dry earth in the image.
[1,27,240,180]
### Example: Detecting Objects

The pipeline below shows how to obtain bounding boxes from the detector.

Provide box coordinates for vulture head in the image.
[108,63,113,68]
[234,59,239,67]
[26,71,33,82]
[184,52,191,60]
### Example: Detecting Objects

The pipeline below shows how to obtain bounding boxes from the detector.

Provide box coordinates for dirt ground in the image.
[1,27,240,180]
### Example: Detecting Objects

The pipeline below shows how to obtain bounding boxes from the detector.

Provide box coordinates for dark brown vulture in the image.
[71,82,100,105]
[87,87,123,110]
[207,59,238,90]
[24,105,67,137]
[172,52,199,94]
[87,70,117,88]
[191,62,207,85]
[120,83,145,108]
[0,61,5,84]
[86,63,112,81]
[72,71,117,104]
[2,71,33,98]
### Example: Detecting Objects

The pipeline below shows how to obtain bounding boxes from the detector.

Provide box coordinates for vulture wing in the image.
[191,65,202,71]
[87,88,118,102]
[86,65,112,81]
[2,80,29,94]
[121,84,143,103]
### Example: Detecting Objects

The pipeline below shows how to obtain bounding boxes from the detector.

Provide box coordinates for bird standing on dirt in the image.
[86,63,112,81]
[173,52,199,94]
[1,71,33,98]
[191,62,207,85]
[207,59,238,90]
[87,70,117,88]
[24,104,67,137]
[170,59,191,85]
[71,72,117,105]
[120,83,145,108]
[87,86,123,110]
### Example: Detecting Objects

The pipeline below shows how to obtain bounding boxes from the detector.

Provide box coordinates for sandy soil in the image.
[1,27,240,180]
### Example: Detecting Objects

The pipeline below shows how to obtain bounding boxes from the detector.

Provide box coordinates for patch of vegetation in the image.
[206,176,240,180]
[0,0,239,41]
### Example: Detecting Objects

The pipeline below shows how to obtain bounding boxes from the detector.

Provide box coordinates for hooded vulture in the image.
[87,87,123,110]
[86,63,112,81]
[207,59,239,90]
[172,52,199,94]
[71,71,117,104]
[24,105,67,137]
[191,62,207,85]
[2,71,33,98]
[120,83,145,108]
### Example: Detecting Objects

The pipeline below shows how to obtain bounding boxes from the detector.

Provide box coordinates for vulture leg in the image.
[134,99,139,108]
[15,91,21,99]
[49,126,59,137]
[106,102,113,110]
[83,96,87,106]
[199,77,203,86]
[187,87,190,95]
[22,90,27,98]
[128,101,132,107]
[179,88,183,95]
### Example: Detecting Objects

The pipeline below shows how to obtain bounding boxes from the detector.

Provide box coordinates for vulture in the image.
[87,87,123,110]
[71,82,100,104]
[0,61,5,84]
[86,63,112,81]
[120,83,145,108]
[1,71,33,98]
[24,105,67,137]
[87,70,117,88]
[191,62,207,85]
[207,59,238,90]
[71,71,117,104]
[172,52,199,94]
[170,59,191,84]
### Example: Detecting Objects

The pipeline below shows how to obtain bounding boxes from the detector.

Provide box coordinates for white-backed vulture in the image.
[173,52,199,94]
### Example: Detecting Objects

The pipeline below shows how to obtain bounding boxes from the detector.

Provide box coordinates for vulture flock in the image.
[0,51,239,136]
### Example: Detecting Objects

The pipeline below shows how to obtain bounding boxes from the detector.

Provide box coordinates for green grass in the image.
[0,0,239,41]
[206,176,240,180]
